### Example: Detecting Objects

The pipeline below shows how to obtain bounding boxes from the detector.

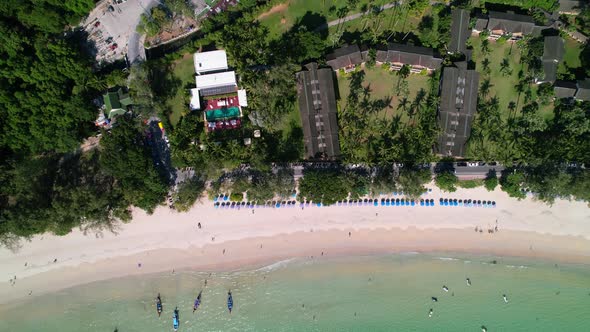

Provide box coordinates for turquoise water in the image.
[1,254,589,331]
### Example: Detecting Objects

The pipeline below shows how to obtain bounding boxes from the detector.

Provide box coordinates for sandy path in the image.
[0,185,589,305]
[257,2,289,20]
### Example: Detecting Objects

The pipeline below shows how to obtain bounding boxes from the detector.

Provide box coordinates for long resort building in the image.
[296,63,341,160]
[437,61,479,158]
[190,50,247,132]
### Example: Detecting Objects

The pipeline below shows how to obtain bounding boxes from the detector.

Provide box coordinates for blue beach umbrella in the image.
[420,199,424,206]
[395,198,400,206]
[430,199,434,206]
[374,200,379,206]
[317,202,322,207]
[337,201,342,206]
[411,200,415,206]
[381,198,385,206]
[223,195,229,201]
[386,198,391,206]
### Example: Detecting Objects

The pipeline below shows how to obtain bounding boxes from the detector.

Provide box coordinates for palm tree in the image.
[480,39,490,56]
[500,58,512,76]
[481,58,491,75]
[479,79,493,99]
[507,101,517,119]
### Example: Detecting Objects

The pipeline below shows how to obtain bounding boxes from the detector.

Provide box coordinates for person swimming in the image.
[431,296,438,302]
[466,278,472,286]
[442,285,449,292]
[503,294,509,303]
[428,308,433,318]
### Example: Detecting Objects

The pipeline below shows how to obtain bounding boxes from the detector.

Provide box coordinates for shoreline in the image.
[0,186,589,306]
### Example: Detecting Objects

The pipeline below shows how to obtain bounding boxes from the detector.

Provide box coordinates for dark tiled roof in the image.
[296,63,341,159]
[326,45,363,70]
[449,9,471,54]
[559,0,586,14]
[199,85,237,97]
[375,43,442,70]
[487,11,536,35]
[541,61,558,83]
[437,62,479,157]
[553,80,577,99]
[542,36,564,62]
[474,17,488,31]
[576,78,590,101]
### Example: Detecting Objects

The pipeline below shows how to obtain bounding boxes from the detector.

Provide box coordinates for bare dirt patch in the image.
[257,1,289,20]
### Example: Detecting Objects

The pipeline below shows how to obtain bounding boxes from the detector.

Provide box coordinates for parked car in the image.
[457,162,468,167]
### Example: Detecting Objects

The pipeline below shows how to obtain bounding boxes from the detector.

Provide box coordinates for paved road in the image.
[127,0,160,64]
[316,0,446,31]
[454,165,505,178]
[147,117,176,184]
[316,1,401,31]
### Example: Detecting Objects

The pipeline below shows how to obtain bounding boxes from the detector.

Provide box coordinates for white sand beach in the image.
[1,185,589,305]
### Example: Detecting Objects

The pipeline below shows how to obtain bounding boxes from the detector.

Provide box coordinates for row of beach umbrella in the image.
[438,198,496,207]
[213,198,497,209]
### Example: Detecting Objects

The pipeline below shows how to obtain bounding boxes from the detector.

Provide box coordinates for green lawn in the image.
[558,37,583,75]
[336,66,431,121]
[168,54,195,125]
[327,5,423,39]
[257,0,390,38]
[469,36,553,119]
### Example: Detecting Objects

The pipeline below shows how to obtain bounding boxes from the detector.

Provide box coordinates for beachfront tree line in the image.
[0,1,171,244]
[1,0,589,246]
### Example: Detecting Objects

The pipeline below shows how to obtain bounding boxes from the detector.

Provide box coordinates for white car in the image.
[467,162,478,167]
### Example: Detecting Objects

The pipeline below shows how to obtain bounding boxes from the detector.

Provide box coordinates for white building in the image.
[193,50,228,75]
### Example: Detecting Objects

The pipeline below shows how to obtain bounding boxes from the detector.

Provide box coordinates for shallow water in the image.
[1,253,589,331]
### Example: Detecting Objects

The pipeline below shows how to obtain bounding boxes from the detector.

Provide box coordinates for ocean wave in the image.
[437,257,460,261]
[400,251,420,255]
[255,258,297,272]
[506,265,528,269]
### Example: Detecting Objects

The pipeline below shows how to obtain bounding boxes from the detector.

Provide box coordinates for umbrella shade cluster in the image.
[214,200,298,209]
[213,194,230,202]
[438,198,496,207]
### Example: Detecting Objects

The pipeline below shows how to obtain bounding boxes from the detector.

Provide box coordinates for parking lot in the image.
[82,0,160,63]
[81,0,213,64]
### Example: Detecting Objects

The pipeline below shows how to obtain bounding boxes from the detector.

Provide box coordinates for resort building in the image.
[575,78,590,101]
[437,62,480,158]
[553,80,578,99]
[95,87,133,127]
[296,63,341,160]
[474,11,537,41]
[558,0,586,15]
[193,50,228,75]
[538,36,565,84]
[376,43,442,73]
[449,9,471,54]
[326,45,364,72]
[191,50,247,132]
[553,78,590,101]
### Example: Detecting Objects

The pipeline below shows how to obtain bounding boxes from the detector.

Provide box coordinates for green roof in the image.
[103,87,133,113]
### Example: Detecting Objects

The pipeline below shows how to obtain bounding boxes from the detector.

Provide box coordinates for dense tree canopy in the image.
[435,171,458,192]
[99,116,169,212]
[0,1,101,148]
